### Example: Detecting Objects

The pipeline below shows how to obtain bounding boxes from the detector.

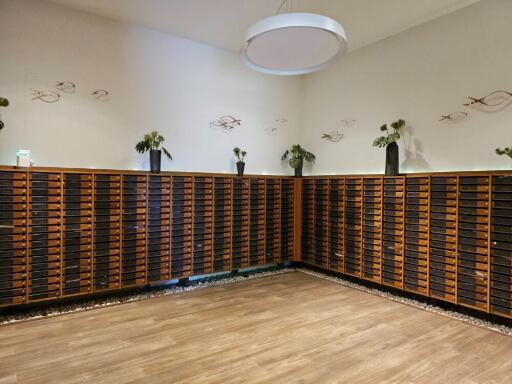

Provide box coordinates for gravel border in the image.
[297,268,512,337]
[2,266,512,337]
[0,268,292,326]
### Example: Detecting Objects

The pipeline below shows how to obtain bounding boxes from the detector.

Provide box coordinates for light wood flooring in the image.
[1,271,512,384]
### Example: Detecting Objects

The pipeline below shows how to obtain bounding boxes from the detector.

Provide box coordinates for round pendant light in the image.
[241,12,347,76]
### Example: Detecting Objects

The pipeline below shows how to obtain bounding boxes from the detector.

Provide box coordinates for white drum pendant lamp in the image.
[241,3,347,76]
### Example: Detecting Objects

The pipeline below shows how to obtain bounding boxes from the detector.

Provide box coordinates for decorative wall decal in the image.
[91,89,110,101]
[439,111,468,123]
[56,81,76,93]
[264,117,287,136]
[209,115,241,133]
[0,97,8,131]
[30,89,61,103]
[321,131,343,143]
[463,90,512,108]
[265,127,278,136]
[496,146,512,159]
[340,118,356,127]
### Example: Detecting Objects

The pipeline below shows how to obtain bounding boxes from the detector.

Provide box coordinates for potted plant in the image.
[233,147,247,176]
[373,119,405,176]
[135,131,172,173]
[496,146,512,159]
[281,144,316,177]
[0,97,8,131]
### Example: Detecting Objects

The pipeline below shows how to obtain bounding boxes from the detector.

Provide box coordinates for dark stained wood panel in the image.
[429,176,457,303]
[313,179,329,268]
[232,178,249,269]
[490,175,512,317]
[301,179,314,265]
[280,178,295,262]
[362,177,382,283]
[94,174,121,291]
[122,174,147,287]
[328,178,344,272]
[249,178,265,267]
[213,177,232,272]
[457,176,490,311]
[28,172,62,302]
[147,175,171,282]
[193,176,213,275]
[0,170,28,306]
[172,176,193,278]
[404,176,429,296]
[265,179,281,264]
[62,173,93,296]
[344,178,362,277]
[382,177,404,289]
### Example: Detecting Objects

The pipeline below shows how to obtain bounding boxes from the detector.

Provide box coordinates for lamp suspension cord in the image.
[276,0,293,15]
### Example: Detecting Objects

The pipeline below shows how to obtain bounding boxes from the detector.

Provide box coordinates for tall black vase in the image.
[150,149,161,173]
[385,142,399,176]
[294,159,303,177]
[236,161,245,176]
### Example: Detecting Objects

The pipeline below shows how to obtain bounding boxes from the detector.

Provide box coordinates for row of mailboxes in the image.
[382,177,405,290]
[490,176,512,317]
[281,179,295,263]
[0,170,296,308]
[301,174,512,319]
[265,179,281,265]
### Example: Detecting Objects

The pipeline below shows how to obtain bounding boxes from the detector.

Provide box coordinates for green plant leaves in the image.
[135,130,172,159]
[372,136,387,148]
[373,119,405,148]
[390,119,405,130]
[162,147,172,160]
[282,144,315,169]
[233,147,247,162]
[289,157,301,169]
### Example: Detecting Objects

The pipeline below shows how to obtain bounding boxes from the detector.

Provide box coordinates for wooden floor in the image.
[1,272,512,384]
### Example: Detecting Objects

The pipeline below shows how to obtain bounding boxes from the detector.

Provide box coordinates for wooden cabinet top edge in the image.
[1,165,510,178]
[301,170,512,178]
[0,165,295,178]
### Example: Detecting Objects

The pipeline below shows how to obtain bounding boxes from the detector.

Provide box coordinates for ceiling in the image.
[47,0,480,53]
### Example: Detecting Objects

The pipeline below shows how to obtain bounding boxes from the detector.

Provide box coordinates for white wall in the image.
[299,0,512,175]
[2,0,511,176]
[0,0,302,174]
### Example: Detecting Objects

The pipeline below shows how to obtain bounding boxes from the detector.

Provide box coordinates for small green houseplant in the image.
[135,131,172,173]
[0,97,8,131]
[496,147,512,159]
[233,147,247,176]
[373,119,405,176]
[281,144,316,177]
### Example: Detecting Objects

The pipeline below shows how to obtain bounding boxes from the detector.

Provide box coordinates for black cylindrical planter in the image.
[385,142,399,176]
[150,149,161,173]
[294,159,303,177]
[236,161,245,177]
